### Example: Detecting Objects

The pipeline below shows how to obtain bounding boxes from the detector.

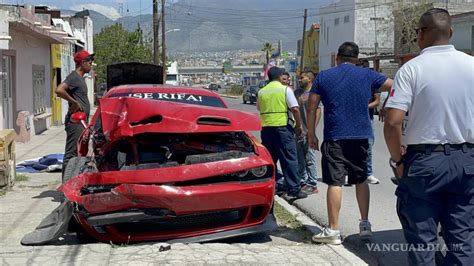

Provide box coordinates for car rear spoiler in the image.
[107,63,163,89]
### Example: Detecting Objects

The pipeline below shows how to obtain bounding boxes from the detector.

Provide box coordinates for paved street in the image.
[223,96,408,265]
[1,125,365,265]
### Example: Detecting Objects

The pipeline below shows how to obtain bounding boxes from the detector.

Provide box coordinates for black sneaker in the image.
[286,190,308,199]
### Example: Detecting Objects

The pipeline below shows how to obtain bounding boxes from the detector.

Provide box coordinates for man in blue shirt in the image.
[307,42,392,244]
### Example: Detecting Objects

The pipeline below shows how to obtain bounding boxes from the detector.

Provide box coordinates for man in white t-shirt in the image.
[384,8,474,265]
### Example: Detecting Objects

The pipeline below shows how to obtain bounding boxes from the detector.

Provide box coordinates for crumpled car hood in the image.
[99,97,261,141]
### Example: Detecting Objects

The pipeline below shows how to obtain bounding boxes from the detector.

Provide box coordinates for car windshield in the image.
[249,87,257,93]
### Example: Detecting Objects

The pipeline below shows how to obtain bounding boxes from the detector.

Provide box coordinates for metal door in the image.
[2,56,13,129]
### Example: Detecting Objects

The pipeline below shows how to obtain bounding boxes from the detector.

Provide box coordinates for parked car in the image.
[242,85,258,104]
[208,83,221,91]
[22,63,276,245]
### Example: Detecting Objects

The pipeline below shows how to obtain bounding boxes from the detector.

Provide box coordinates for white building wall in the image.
[0,10,10,129]
[354,0,394,57]
[60,42,75,124]
[0,10,10,50]
[319,0,356,70]
[69,16,94,106]
[451,14,474,53]
[9,29,51,134]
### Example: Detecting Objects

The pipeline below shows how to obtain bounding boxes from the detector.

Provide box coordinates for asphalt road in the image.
[223,96,409,265]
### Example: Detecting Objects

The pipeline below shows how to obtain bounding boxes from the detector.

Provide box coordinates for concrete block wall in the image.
[354,1,395,57]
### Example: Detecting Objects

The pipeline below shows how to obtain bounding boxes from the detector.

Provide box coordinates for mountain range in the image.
[64,0,331,53]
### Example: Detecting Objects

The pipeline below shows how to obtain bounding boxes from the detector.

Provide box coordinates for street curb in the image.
[219,94,239,99]
[274,196,367,265]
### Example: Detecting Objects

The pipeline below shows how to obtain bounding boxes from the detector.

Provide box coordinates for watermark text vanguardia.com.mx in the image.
[366,243,464,252]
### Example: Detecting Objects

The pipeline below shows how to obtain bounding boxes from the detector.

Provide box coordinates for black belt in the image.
[407,143,474,153]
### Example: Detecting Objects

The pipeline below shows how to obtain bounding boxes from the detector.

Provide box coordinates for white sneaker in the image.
[359,220,372,238]
[367,175,380,184]
[312,227,342,245]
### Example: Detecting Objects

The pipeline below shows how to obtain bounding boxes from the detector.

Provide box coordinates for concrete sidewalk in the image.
[0,126,367,265]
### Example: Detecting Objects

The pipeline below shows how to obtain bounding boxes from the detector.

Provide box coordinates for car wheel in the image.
[62,157,89,183]
[243,98,247,104]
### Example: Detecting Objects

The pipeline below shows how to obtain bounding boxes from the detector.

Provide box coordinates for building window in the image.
[32,65,46,115]
[344,15,350,23]
[335,18,340,26]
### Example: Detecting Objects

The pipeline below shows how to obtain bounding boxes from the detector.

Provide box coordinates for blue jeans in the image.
[367,119,375,176]
[296,136,318,186]
[261,125,300,194]
[396,144,474,265]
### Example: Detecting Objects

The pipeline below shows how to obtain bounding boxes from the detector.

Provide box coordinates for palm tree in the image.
[261,42,275,66]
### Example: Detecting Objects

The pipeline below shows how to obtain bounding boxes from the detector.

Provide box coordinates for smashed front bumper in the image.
[22,156,276,245]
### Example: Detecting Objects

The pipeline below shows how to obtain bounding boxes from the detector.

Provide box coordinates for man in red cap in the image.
[55,49,94,182]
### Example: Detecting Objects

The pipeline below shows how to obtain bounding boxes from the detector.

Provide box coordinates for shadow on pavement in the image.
[342,229,408,265]
[33,190,63,202]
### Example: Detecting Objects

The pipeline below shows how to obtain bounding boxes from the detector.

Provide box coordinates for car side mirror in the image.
[70,112,89,128]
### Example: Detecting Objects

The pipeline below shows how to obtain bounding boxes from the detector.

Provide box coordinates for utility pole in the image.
[374,2,378,56]
[300,9,307,73]
[153,0,160,65]
[161,0,166,83]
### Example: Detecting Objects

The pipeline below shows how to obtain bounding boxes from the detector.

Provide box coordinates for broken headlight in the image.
[232,166,271,180]
[235,170,249,178]
[250,166,267,178]
[80,184,118,195]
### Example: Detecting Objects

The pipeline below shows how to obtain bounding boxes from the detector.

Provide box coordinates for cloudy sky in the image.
[1,0,156,20]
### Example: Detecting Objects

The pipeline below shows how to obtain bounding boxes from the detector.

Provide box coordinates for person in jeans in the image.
[307,42,392,244]
[55,50,94,182]
[257,67,307,199]
[358,59,381,185]
[384,8,473,265]
[294,71,321,194]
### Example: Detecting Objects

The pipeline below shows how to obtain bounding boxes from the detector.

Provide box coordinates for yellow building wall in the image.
[51,44,62,126]
[303,30,320,74]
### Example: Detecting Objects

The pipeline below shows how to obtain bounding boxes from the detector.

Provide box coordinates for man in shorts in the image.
[307,42,392,244]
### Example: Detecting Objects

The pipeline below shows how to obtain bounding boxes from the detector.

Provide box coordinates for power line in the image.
[171,2,320,13]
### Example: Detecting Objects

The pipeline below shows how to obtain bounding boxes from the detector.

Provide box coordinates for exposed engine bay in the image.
[94,132,256,172]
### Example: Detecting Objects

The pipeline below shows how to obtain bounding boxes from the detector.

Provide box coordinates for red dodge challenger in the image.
[21,63,277,245]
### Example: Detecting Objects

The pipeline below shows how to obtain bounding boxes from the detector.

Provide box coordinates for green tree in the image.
[261,42,275,66]
[93,23,153,84]
[393,0,431,54]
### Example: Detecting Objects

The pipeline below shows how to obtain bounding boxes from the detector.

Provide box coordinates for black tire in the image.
[62,157,88,183]
[243,98,247,104]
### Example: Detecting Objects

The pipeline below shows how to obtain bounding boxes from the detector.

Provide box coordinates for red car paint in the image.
[61,85,276,243]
